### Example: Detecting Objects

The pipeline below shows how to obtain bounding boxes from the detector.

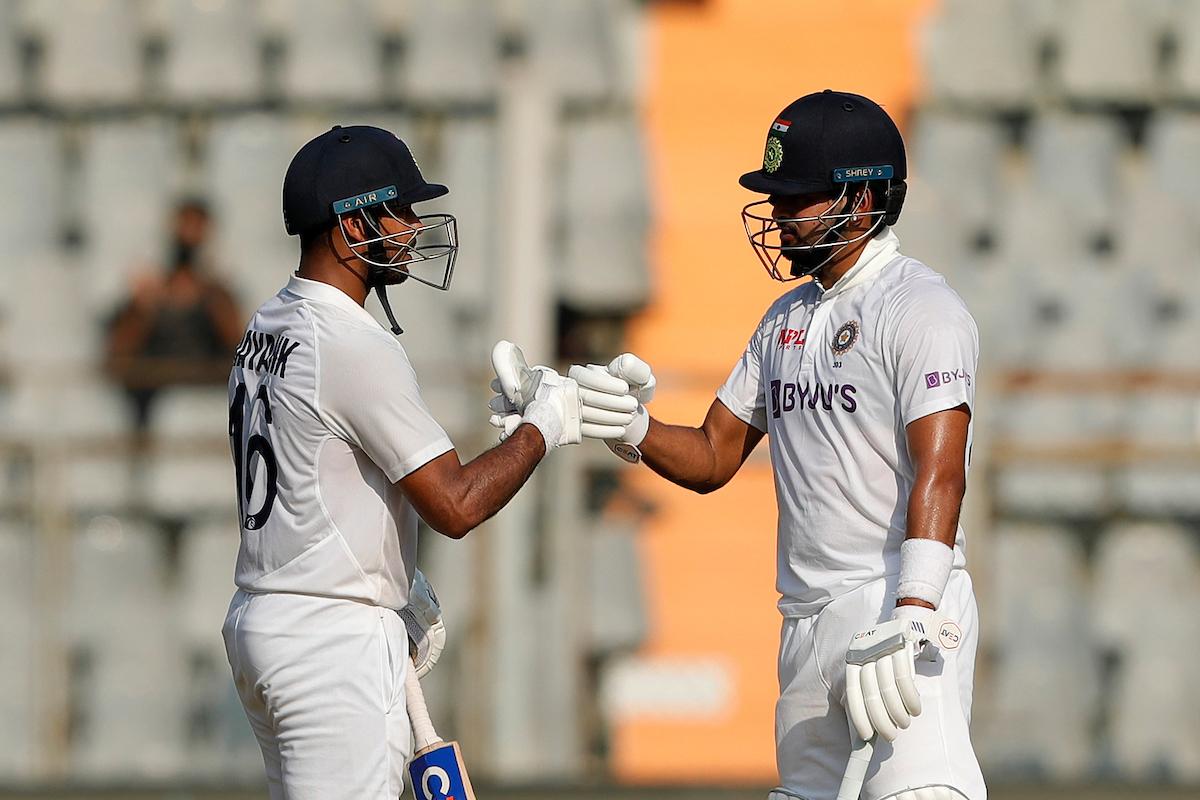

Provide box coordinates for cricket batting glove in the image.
[399,570,446,679]
[570,353,655,464]
[844,605,962,743]
[488,340,637,450]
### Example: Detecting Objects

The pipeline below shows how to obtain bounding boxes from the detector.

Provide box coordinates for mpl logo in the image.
[925,369,971,390]
[777,328,806,350]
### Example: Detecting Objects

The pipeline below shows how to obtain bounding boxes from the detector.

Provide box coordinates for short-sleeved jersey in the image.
[227,276,453,610]
[717,229,978,617]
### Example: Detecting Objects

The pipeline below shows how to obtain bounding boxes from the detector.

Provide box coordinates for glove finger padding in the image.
[845,663,874,742]
[578,387,639,413]
[491,340,542,409]
[569,364,629,396]
[580,422,628,440]
[876,651,912,730]
[860,659,901,742]
[580,404,636,426]
[895,640,922,716]
[607,353,656,403]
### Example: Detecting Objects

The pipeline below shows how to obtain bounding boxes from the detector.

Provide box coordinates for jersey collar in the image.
[817,227,901,298]
[285,275,380,326]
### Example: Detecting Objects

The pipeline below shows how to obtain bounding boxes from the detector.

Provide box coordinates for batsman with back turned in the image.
[222,124,637,800]
[494,90,987,800]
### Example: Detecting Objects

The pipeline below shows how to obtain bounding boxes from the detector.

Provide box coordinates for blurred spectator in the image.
[104,199,244,430]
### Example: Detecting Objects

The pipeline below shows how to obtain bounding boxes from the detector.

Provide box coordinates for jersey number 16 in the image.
[229,381,278,531]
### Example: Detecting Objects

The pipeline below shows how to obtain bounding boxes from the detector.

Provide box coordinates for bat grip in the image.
[836,737,874,800]
[405,659,441,751]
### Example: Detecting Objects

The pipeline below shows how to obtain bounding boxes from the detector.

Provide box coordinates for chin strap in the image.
[375,283,404,335]
[365,234,404,336]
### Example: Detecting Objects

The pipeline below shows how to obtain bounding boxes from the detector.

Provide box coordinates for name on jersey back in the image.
[233,329,302,379]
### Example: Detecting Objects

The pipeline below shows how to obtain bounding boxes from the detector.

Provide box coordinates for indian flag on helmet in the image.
[771,118,791,134]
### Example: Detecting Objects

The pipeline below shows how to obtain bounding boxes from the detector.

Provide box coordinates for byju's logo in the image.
[925,369,971,390]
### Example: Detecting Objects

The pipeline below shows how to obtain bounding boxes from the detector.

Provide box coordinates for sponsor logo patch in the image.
[777,327,806,350]
[769,380,858,418]
[938,621,962,651]
[925,368,971,390]
[332,184,399,214]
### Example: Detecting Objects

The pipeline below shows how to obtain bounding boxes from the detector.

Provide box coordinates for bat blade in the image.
[409,740,477,800]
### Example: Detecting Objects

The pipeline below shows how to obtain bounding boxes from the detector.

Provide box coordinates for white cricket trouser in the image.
[222,590,413,800]
[776,570,986,800]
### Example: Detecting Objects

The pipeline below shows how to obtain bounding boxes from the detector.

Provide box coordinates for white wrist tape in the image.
[896,538,953,608]
[623,404,649,446]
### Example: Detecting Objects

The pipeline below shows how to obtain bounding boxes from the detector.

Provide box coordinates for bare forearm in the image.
[443,424,546,536]
[905,470,965,548]
[638,417,725,493]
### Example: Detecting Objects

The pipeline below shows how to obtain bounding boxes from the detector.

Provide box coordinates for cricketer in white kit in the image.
[497,91,987,800]
[222,125,636,800]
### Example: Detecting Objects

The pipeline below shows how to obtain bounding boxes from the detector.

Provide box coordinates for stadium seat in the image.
[202,114,304,305]
[1053,0,1160,106]
[991,393,1122,516]
[1110,187,1197,368]
[586,521,646,655]
[558,114,651,312]
[1025,113,1124,246]
[150,387,230,439]
[146,388,234,517]
[519,0,625,103]
[991,248,1121,372]
[32,0,145,106]
[1144,112,1200,223]
[66,516,186,779]
[0,523,36,780]
[0,119,65,261]
[77,118,179,313]
[398,0,501,104]
[177,521,262,779]
[908,112,1008,250]
[0,2,22,106]
[977,523,1099,778]
[1168,0,1200,102]
[3,252,102,372]
[155,0,264,105]
[1094,523,1200,780]
[271,0,381,103]
[424,118,498,315]
[1114,392,1200,515]
[919,0,1038,111]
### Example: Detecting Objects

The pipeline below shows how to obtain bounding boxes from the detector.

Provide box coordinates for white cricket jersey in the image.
[227,276,453,610]
[717,229,977,617]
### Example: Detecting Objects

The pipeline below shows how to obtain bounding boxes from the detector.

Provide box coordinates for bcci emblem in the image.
[831,320,860,356]
[764,136,783,173]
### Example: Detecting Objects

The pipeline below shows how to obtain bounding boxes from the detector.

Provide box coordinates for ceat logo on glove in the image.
[938,621,962,650]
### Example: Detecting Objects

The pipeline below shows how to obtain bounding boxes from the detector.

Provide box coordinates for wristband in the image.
[896,538,953,609]
[522,399,562,451]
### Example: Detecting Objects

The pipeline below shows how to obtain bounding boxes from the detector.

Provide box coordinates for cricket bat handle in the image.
[836,736,874,800]
[405,659,441,752]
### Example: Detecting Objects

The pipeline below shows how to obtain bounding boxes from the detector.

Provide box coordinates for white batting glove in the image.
[569,353,655,464]
[398,570,446,679]
[844,605,962,743]
[489,340,637,450]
